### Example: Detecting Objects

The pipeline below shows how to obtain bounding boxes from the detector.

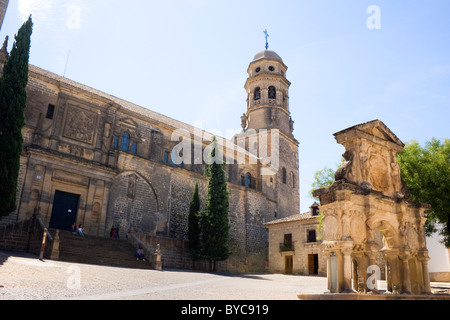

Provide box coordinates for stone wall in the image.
[266,215,326,276]
[0,0,8,31]
[0,216,51,257]
[134,233,223,272]
[0,61,301,273]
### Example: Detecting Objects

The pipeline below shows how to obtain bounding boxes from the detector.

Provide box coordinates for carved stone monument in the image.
[313,120,431,295]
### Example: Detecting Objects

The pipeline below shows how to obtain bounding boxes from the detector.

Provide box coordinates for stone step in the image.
[55,230,153,270]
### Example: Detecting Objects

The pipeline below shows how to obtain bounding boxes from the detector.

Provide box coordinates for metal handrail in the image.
[36,216,53,241]
[279,243,294,252]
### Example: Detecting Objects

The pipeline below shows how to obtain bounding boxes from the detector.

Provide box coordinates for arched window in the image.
[245,173,252,188]
[254,87,261,100]
[282,167,287,184]
[121,132,130,151]
[269,86,276,99]
[113,136,119,149]
[131,142,138,155]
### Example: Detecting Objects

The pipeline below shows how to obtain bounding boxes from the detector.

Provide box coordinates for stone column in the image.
[418,250,431,294]
[341,242,354,293]
[384,250,401,294]
[366,251,379,293]
[400,251,412,294]
[385,259,392,293]
[366,243,379,293]
[328,251,339,293]
[352,257,358,292]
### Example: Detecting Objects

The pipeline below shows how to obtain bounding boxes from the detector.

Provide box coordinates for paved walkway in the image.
[0,251,327,300]
[1,250,449,301]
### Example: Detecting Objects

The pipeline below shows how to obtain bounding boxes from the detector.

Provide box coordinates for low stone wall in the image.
[430,272,450,282]
[133,233,227,272]
[0,216,52,257]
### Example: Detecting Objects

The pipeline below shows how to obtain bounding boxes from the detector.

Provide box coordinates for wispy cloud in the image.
[18,0,54,22]
[17,0,82,30]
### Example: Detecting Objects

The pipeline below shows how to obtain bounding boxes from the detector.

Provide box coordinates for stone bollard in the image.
[39,228,48,260]
[50,229,60,260]
[154,244,162,271]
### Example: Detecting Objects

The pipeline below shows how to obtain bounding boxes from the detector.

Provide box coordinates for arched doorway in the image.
[107,172,164,236]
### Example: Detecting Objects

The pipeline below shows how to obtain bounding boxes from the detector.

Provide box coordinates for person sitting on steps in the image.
[136,247,146,261]
[77,224,84,237]
[71,222,77,234]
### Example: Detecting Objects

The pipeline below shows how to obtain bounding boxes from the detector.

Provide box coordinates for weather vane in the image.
[263,29,269,50]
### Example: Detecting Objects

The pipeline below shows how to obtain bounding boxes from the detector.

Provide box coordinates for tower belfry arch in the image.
[313,120,431,295]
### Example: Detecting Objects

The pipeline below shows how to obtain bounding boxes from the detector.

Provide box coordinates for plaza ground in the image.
[0,250,327,300]
[1,250,449,301]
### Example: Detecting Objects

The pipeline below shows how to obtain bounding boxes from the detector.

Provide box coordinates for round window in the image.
[269,66,275,71]
[255,67,261,73]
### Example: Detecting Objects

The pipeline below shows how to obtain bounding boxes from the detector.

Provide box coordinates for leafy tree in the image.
[310,167,336,200]
[199,137,230,272]
[0,16,33,216]
[397,138,450,247]
[188,182,201,262]
[310,166,338,240]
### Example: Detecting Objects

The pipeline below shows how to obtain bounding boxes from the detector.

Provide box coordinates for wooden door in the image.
[308,254,319,275]
[49,190,79,230]
[285,255,293,274]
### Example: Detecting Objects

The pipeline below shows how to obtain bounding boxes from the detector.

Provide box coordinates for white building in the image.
[427,225,450,282]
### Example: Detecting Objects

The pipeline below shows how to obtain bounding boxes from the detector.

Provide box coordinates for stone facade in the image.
[0,0,8,31]
[265,203,326,276]
[0,48,300,273]
[314,120,431,295]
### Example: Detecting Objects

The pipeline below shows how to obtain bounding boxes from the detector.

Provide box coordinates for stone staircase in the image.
[55,230,153,270]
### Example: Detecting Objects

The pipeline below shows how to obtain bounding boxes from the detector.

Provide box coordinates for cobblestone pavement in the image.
[1,251,449,301]
[0,251,327,300]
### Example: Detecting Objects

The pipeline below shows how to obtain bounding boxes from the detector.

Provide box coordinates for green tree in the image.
[199,137,230,272]
[397,138,450,247]
[310,166,338,240]
[0,16,33,216]
[310,167,336,200]
[188,182,201,262]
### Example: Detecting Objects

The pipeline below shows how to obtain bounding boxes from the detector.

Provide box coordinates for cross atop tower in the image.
[263,29,269,50]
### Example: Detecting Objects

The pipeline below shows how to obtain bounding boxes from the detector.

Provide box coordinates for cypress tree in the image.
[0,16,33,216]
[188,182,201,263]
[199,137,230,272]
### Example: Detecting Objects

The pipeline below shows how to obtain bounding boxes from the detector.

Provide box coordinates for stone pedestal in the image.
[50,229,60,260]
[154,244,162,271]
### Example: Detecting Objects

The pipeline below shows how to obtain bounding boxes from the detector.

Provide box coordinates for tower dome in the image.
[252,50,284,64]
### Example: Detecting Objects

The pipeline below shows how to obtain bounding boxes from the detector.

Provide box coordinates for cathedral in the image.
[0,2,300,272]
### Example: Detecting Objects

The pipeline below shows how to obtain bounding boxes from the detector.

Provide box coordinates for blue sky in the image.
[1,0,449,214]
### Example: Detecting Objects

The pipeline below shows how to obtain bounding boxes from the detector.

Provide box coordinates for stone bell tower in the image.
[239,46,300,219]
[243,50,293,136]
